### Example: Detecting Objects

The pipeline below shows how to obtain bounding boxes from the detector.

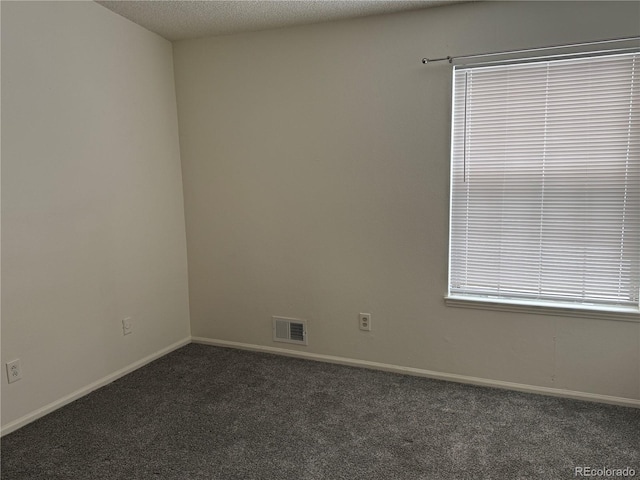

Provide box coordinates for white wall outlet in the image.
[6,359,22,383]
[359,313,371,331]
[122,317,133,335]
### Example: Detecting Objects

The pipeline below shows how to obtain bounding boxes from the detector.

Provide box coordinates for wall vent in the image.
[272,317,307,345]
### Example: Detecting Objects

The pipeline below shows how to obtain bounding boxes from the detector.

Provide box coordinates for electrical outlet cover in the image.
[122,317,133,335]
[6,359,22,383]
[359,313,371,331]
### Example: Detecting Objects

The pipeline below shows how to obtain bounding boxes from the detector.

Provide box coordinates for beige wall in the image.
[1,1,638,433]
[1,1,191,429]
[174,1,640,401]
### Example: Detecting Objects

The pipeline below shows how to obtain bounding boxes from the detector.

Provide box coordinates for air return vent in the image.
[272,317,307,345]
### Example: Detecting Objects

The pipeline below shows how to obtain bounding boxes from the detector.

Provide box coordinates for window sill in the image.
[445,296,640,322]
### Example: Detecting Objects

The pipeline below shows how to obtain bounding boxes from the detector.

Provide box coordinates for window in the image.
[448,52,640,316]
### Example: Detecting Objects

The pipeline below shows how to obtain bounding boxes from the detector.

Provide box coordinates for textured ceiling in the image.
[95,1,463,41]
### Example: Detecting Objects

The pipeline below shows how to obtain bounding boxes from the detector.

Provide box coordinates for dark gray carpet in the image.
[2,343,639,479]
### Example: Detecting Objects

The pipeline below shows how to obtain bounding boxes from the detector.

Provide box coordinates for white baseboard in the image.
[192,336,640,409]
[1,337,191,437]
[4,335,636,437]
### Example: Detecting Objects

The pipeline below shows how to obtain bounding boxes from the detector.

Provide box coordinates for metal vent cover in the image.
[272,317,307,345]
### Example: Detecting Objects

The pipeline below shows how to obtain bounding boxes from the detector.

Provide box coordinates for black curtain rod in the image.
[421,36,640,65]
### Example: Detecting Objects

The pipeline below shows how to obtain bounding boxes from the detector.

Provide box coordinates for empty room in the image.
[1,0,639,478]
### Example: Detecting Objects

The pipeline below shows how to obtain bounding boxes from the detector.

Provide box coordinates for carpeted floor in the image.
[2,343,639,479]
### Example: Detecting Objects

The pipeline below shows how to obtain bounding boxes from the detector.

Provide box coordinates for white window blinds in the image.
[449,52,640,311]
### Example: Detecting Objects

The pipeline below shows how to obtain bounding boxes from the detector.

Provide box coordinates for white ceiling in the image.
[95,0,464,41]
